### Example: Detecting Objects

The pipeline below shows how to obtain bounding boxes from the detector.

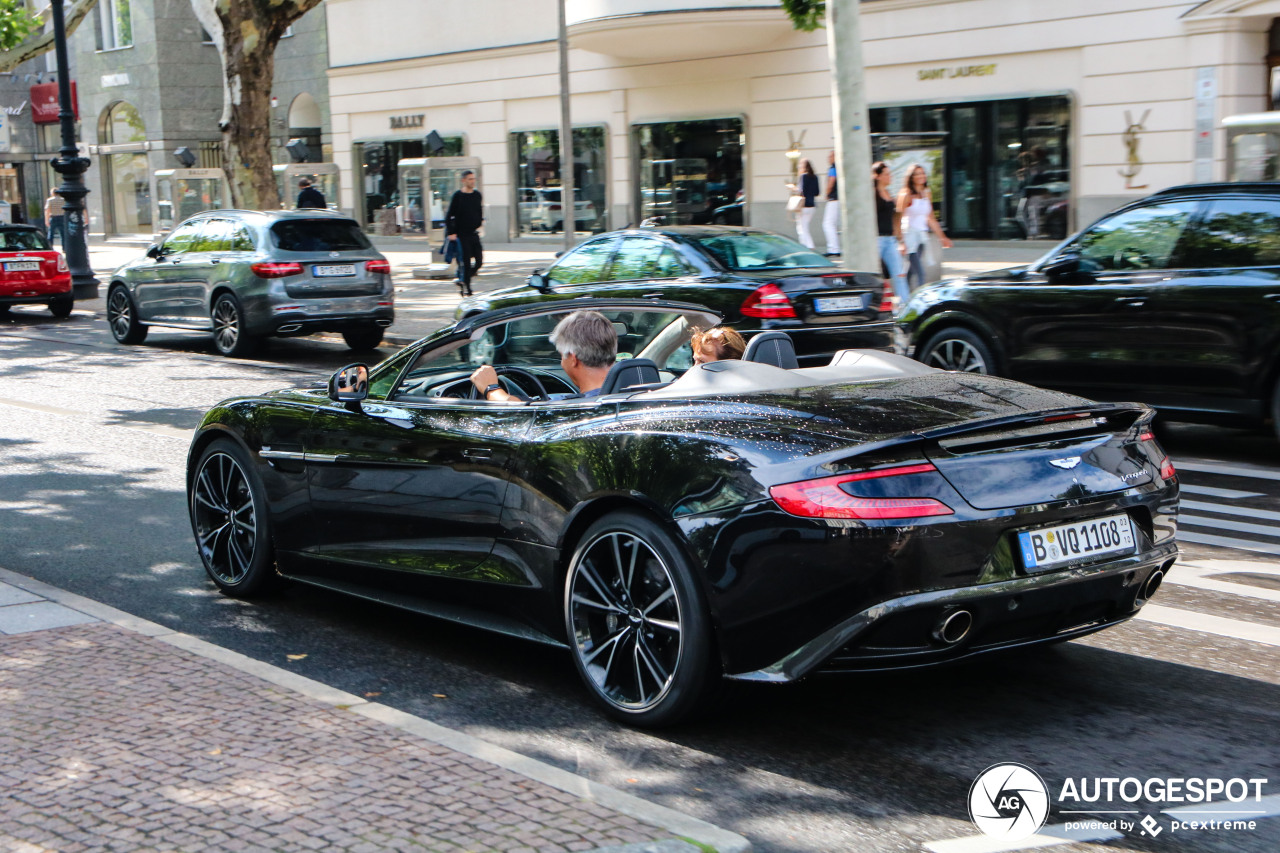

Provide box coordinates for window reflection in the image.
[1076,202,1197,272]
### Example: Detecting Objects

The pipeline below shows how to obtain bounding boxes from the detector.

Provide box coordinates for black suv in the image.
[897,183,1280,436]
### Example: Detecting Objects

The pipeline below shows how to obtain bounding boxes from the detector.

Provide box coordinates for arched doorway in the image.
[287,93,322,161]
[100,101,152,235]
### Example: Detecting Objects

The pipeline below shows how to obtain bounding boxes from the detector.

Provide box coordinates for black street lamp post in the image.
[48,0,98,300]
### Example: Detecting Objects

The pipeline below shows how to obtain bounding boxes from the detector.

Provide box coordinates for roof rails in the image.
[1149,181,1280,197]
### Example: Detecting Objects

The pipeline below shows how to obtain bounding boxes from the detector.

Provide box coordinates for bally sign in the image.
[30,81,78,124]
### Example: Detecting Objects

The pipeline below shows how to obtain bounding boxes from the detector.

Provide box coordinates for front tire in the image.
[342,326,385,351]
[564,511,719,727]
[211,292,259,357]
[918,327,996,374]
[107,285,147,344]
[190,439,279,597]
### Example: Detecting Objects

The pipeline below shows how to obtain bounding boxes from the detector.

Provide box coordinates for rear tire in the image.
[49,294,74,318]
[211,293,259,357]
[107,285,148,344]
[342,326,385,351]
[564,511,720,727]
[918,327,996,374]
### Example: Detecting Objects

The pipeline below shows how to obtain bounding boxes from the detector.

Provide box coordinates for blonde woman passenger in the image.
[690,326,746,365]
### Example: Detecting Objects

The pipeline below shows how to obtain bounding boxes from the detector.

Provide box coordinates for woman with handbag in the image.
[793,159,820,249]
[896,163,952,291]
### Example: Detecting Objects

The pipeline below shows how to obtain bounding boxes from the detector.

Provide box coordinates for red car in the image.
[0,224,73,317]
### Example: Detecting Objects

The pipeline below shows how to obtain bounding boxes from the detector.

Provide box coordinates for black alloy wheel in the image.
[107,285,148,344]
[919,327,995,374]
[190,439,279,596]
[565,511,718,727]
[49,294,74,318]
[342,326,385,351]
[212,292,258,357]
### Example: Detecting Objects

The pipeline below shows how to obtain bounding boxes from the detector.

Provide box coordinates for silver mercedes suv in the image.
[106,209,394,357]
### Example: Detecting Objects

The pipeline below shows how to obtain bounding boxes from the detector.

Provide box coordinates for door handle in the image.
[1115,297,1146,308]
[642,292,663,299]
[1265,293,1280,302]
[462,448,492,459]
[209,258,221,265]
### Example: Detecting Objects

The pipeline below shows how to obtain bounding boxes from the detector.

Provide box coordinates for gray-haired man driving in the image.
[470,310,617,402]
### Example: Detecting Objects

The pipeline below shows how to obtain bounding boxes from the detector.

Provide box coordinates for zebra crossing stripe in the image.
[1181,500,1280,522]
[1136,604,1280,647]
[1180,484,1264,500]
[1175,460,1280,481]
[1179,531,1280,557]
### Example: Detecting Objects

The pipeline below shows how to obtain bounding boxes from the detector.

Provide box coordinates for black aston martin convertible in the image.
[186,298,1180,726]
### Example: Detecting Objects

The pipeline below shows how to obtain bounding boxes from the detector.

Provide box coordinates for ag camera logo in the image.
[969,763,1050,840]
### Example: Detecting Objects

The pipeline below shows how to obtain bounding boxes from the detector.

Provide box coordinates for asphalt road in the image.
[1,300,1278,853]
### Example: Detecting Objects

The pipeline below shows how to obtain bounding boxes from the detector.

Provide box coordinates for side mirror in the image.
[146,244,162,259]
[1040,251,1082,278]
[528,269,552,292]
[328,363,369,409]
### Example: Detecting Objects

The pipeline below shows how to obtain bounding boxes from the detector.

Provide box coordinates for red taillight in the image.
[366,259,391,274]
[1139,431,1155,441]
[880,279,894,313]
[769,463,953,520]
[251,262,304,278]
[549,204,562,211]
[1159,456,1176,481]
[741,283,797,319]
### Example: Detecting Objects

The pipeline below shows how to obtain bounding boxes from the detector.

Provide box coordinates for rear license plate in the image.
[1018,513,1136,572]
[813,295,868,313]
[4,262,40,272]
[312,264,356,277]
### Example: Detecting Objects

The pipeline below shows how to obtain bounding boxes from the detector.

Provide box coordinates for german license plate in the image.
[813,295,868,313]
[4,261,40,272]
[312,264,356,277]
[1018,514,1136,572]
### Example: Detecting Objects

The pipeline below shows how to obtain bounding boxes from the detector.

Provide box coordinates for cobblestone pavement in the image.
[0,572,748,853]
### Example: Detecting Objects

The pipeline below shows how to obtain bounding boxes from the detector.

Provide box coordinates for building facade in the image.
[322,0,1280,242]
[68,0,332,237]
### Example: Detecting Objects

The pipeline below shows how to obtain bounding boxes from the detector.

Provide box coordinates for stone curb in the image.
[0,565,751,853]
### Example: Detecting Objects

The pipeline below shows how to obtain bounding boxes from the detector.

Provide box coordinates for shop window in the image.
[633,119,744,227]
[96,0,133,50]
[511,128,607,237]
[356,136,464,228]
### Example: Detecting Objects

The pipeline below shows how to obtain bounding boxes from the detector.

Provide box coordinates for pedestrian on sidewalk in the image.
[873,161,909,306]
[794,159,820,249]
[896,163,952,291]
[446,170,484,297]
[44,189,65,248]
[823,150,841,256]
[296,178,327,209]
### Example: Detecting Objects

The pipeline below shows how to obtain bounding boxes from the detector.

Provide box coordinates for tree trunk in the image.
[825,0,879,275]
[189,0,324,210]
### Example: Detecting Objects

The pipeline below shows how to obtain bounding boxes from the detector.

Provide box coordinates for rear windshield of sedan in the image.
[270,220,372,252]
[692,232,835,271]
[1,230,51,251]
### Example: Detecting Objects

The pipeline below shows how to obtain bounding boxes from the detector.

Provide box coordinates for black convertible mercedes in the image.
[187,298,1180,726]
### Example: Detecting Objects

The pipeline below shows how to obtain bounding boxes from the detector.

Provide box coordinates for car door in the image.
[180,217,233,320]
[132,220,206,322]
[1148,196,1280,416]
[300,339,534,582]
[1000,199,1202,397]
[196,218,257,319]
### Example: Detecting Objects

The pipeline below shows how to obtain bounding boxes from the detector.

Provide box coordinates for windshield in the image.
[0,230,51,251]
[271,220,371,252]
[692,231,834,271]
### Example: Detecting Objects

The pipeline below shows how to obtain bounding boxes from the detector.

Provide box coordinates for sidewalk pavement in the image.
[0,566,750,853]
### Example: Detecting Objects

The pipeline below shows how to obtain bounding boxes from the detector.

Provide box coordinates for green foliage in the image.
[781,0,824,32]
[0,0,38,51]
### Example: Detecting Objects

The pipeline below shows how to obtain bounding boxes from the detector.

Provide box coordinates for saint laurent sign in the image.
[390,114,425,130]
[918,64,997,81]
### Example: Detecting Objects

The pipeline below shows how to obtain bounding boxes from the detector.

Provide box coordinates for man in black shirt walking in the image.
[296,178,327,209]
[445,170,483,296]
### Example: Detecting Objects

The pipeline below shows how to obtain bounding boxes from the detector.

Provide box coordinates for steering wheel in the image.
[465,366,551,401]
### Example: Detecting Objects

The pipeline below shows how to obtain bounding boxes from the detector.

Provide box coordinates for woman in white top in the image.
[895,164,952,291]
